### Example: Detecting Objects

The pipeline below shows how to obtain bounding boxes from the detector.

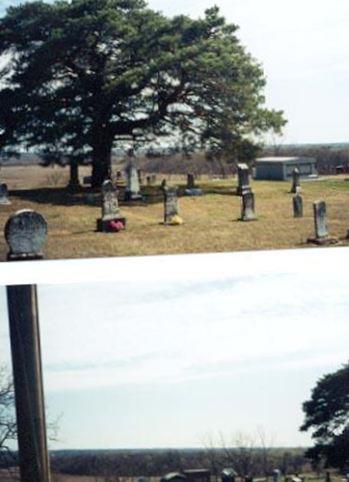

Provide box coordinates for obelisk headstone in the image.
[124,162,142,201]
[237,163,250,195]
[290,168,300,193]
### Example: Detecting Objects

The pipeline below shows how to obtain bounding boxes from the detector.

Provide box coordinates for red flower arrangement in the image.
[107,220,125,232]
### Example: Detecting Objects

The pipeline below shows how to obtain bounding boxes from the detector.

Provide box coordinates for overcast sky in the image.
[1,0,349,145]
[1,250,348,450]
[152,0,349,145]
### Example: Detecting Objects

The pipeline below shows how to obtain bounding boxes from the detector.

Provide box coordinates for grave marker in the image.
[237,163,250,195]
[307,200,338,245]
[124,162,142,201]
[290,168,300,193]
[97,180,126,232]
[0,183,10,204]
[221,468,238,482]
[239,190,257,221]
[162,185,182,224]
[293,192,303,218]
[273,470,282,482]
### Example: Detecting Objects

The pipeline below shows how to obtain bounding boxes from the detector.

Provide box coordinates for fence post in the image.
[5,209,51,482]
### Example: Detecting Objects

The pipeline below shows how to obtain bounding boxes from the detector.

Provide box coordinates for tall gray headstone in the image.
[97,180,126,232]
[313,200,328,238]
[162,186,180,224]
[5,209,47,260]
[0,183,10,205]
[240,190,257,221]
[124,162,142,201]
[290,168,300,193]
[293,193,303,218]
[237,163,250,195]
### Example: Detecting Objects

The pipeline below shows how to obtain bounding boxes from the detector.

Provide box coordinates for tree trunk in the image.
[67,158,80,191]
[91,139,113,188]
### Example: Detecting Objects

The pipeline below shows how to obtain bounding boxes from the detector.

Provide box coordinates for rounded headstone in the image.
[5,209,48,257]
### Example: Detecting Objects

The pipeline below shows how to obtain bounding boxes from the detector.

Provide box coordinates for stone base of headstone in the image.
[307,236,339,246]
[97,217,126,232]
[185,188,203,196]
[124,191,143,202]
[239,213,257,222]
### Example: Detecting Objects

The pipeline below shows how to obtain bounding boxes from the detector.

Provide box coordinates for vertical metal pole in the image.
[7,285,51,482]
[4,210,51,482]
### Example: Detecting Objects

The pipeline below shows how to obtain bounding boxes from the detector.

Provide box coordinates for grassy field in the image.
[0,165,349,261]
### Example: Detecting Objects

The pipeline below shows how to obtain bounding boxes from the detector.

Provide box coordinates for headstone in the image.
[290,168,300,193]
[162,186,182,225]
[97,180,126,232]
[239,190,257,221]
[273,470,282,482]
[293,192,303,218]
[187,173,195,189]
[5,209,47,260]
[221,468,238,482]
[0,183,10,204]
[124,162,142,201]
[237,163,250,195]
[314,200,328,238]
[307,200,338,245]
[336,165,344,175]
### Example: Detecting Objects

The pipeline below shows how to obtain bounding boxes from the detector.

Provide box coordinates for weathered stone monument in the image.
[236,163,250,195]
[307,200,338,245]
[5,209,48,260]
[0,183,11,204]
[97,180,126,232]
[290,168,300,193]
[124,162,142,201]
[292,192,303,218]
[162,185,182,225]
[185,172,203,196]
[239,190,257,221]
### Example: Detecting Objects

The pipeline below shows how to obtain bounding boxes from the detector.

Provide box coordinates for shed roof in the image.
[256,156,315,163]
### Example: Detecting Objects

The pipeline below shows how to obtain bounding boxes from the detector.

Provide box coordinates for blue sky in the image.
[1,0,349,144]
[1,250,348,449]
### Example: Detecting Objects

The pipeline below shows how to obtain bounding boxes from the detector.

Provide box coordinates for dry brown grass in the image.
[1,165,349,261]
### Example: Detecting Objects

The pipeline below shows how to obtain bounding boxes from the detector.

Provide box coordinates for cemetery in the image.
[0,160,349,261]
[0,162,349,261]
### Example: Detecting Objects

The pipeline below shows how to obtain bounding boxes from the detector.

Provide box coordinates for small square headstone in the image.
[239,190,257,221]
[187,173,195,189]
[0,183,11,205]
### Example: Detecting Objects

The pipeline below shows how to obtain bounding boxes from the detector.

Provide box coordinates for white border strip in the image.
[0,246,348,286]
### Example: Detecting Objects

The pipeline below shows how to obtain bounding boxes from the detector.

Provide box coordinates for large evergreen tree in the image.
[0,0,286,186]
[300,362,349,470]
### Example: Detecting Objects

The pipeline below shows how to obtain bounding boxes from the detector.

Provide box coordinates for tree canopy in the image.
[300,362,349,470]
[0,0,286,186]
